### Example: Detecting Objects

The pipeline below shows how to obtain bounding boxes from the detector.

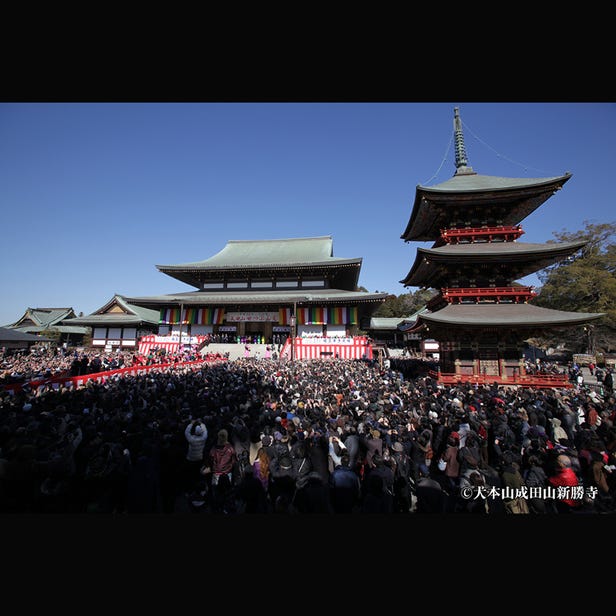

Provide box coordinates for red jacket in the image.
[548,467,582,508]
[209,443,236,475]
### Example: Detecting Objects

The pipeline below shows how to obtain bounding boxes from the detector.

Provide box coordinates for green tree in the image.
[532,221,616,353]
[373,288,436,318]
[40,328,62,346]
[398,288,437,315]
[373,294,403,317]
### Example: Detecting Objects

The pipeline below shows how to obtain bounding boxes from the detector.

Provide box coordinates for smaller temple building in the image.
[5,307,89,346]
[62,295,160,350]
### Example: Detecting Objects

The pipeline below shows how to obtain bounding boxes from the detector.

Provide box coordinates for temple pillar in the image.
[499,358,507,380]
[519,358,526,376]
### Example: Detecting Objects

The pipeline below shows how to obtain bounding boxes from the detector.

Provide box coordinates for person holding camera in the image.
[184,418,208,491]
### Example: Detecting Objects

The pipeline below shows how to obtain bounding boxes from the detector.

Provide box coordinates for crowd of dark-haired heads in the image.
[0,353,614,514]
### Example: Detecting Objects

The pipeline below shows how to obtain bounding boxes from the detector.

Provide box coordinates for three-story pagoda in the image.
[400,107,603,387]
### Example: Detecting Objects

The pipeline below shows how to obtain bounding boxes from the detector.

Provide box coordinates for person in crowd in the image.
[234,465,270,513]
[293,470,332,513]
[252,446,270,493]
[208,429,237,498]
[184,418,208,491]
[414,466,446,513]
[390,441,412,513]
[363,453,394,513]
[603,369,613,395]
[440,432,460,493]
[125,443,161,514]
[499,450,530,514]
[523,454,551,513]
[548,454,584,513]
[329,451,361,513]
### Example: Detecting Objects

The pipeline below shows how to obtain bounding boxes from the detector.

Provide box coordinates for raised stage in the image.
[280,336,373,360]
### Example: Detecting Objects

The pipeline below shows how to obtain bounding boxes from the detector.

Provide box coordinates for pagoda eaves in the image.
[415,303,603,330]
[400,239,586,287]
[401,173,572,242]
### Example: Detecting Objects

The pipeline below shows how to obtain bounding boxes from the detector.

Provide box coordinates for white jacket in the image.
[185,422,208,461]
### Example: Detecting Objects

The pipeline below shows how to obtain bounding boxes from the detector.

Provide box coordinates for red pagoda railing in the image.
[442,286,536,303]
[428,369,572,389]
[427,286,536,310]
[440,225,525,244]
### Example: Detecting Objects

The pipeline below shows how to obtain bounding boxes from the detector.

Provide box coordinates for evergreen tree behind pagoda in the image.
[532,221,616,353]
[372,288,436,318]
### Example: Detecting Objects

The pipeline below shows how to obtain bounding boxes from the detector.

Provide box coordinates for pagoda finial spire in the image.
[453,106,475,176]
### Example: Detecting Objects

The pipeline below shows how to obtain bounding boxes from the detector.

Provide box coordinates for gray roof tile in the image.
[418,303,604,327]
[157,236,361,270]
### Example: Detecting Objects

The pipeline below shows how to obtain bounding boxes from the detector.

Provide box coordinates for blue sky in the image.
[0,102,614,326]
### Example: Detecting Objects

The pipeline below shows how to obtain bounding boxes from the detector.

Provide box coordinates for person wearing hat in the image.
[390,441,412,513]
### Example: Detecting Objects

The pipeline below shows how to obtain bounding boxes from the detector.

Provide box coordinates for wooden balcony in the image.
[441,286,537,303]
[428,369,572,389]
[440,225,525,244]
[427,286,536,310]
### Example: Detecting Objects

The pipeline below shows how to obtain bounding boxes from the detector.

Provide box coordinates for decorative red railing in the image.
[427,286,536,310]
[428,369,572,389]
[442,286,536,303]
[440,225,524,244]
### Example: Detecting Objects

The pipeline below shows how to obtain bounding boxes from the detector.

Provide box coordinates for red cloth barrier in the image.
[2,357,226,394]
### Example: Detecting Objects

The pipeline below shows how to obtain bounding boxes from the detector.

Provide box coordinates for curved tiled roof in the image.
[125,288,388,306]
[417,303,604,328]
[157,236,361,270]
[0,326,53,342]
[419,173,571,193]
[400,240,585,287]
[63,295,160,326]
[401,173,572,242]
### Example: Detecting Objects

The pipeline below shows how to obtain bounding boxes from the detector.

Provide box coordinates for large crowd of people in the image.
[0,346,615,515]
